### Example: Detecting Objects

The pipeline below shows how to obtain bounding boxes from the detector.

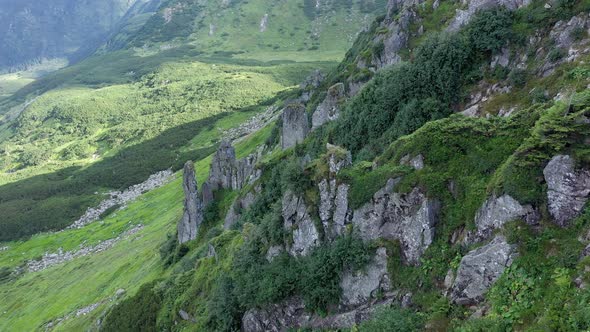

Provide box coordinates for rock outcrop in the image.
[209,140,236,190]
[400,154,425,170]
[282,191,320,256]
[208,141,261,191]
[318,145,353,240]
[281,103,310,150]
[242,297,308,332]
[266,245,284,263]
[451,235,517,305]
[467,194,534,243]
[539,14,590,76]
[312,83,345,129]
[352,179,441,265]
[447,0,531,32]
[224,191,257,230]
[201,181,214,207]
[368,0,419,70]
[300,70,325,102]
[178,161,203,244]
[340,247,391,308]
[544,155,590,227]
[242,296,399,332]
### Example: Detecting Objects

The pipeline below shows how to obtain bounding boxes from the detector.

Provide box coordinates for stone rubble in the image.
[44,288,126,331]
[222,105,280,144]
[68,170,173,229]
[27,224,144,273]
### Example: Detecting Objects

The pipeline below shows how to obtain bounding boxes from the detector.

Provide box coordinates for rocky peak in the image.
[544,155,590,227]
[208,140,261,191]
[281,103,310,150]
[209,140,236,191]
[312,83,346,129]
[178,161,204,244]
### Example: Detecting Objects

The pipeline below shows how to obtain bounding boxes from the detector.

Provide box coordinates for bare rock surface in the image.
[242,296,398,332]
[451,235,517,305]
[352,179,440,265]
[544,155,590,226]
[312,83,345,129]
[318,145,353,240]
[282,191,320,257]
[178,161,203,244]
[282,103,310,150]
[468,194,534,243]
[447,0,531,32]
[340,247,391,308]
[224,192,256,229]
[400,154,425,170]
[208,141,262,191]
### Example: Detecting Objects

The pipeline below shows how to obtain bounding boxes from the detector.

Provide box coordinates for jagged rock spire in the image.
[208,140,261,191]
[178,161,203,244]
[281,103,309,150]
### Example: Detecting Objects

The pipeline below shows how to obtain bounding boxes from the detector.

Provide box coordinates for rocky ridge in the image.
[178,161,203,244]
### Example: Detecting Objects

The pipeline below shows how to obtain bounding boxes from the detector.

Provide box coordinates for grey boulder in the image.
[544,155,590,227]
[451,235,517,305]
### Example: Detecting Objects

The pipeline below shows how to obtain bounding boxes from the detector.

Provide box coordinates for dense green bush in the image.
[548,48,567,62]
[467,7,513,53]
[357,307,425,331]
[334,32,471,153]
[204,236,371,329]
[332,7,518,155]
[508,68,528,87]
[102,282,162,332]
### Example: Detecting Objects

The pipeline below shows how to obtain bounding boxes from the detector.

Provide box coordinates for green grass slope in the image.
[0,115,273,331]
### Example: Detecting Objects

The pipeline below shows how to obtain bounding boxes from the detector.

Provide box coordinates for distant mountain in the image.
[104,0,388,55]
[0,0,146,71]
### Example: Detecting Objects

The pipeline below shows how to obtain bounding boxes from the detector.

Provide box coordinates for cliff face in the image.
[0,0,141,71]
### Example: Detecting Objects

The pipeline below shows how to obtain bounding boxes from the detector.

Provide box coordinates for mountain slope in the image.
[1,0,590,331]
[0,0,391,241]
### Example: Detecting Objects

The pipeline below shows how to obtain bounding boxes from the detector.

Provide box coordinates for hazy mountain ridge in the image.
[0,0,142,71]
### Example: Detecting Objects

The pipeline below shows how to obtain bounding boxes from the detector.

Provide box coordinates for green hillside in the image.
[1,0,590,331]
